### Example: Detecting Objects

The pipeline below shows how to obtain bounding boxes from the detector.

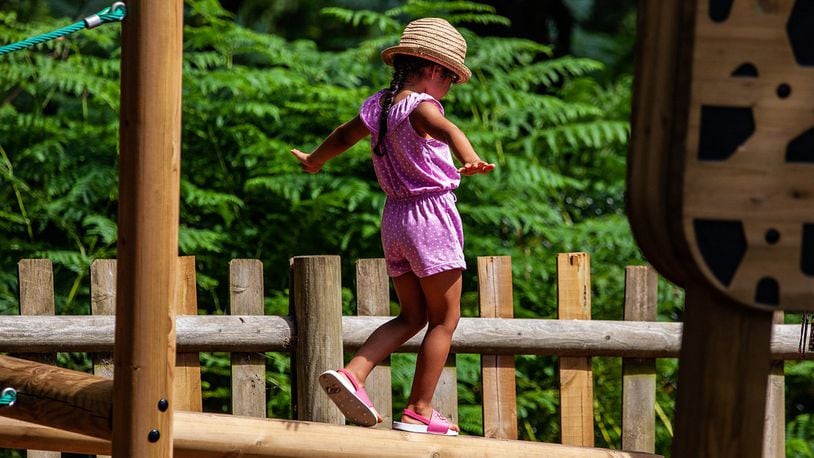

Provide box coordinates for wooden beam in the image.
[0,413,664,458]
[557,253,594,447]
[229,259,266,418]
[116,0,184,454]
[0,315,808,359]
[478,256,518,439]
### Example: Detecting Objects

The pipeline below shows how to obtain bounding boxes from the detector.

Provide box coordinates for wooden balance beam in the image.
[0,355,661,457]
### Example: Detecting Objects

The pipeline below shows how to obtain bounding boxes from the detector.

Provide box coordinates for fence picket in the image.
[230,259,266,418]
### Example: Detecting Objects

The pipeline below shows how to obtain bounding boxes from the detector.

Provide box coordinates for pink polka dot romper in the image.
[359,90,466,278]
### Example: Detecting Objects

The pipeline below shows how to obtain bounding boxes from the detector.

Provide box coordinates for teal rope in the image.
[0,2,126,56]
[0,388,16,407]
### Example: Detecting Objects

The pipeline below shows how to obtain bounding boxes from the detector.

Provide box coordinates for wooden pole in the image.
[291,256,344,424]
[355,259,393,429]
[621,265,658,453]
[0,413,664,458]
[115,0,183,454]
[672,285,773,458]
[762,311,785,458]
[16,259,59,458]
[478,256,518,439]
[230,259,267,418]
[557,252,594,447]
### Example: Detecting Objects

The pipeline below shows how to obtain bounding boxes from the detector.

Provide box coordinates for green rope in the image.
[0,2,126,56]
[0,388,16,407]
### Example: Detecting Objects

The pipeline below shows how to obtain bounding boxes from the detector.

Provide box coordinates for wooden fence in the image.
[1,254,806,456]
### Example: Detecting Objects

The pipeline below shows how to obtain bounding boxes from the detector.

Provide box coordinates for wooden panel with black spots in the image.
[682,0,814,311]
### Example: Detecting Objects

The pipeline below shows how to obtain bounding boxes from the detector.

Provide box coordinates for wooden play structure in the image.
[629,0,814,457]
[0,0,811,456]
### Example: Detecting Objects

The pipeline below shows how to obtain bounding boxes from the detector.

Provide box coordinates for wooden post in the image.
[90,259,116,458]
[622,265,658,453]
[17,259,59,458]
[291,256,344,424]
[763,311,785,458]
[174,257,202,412]
[672,285,773,458]
[431,356,458,427]
[478,256,518,439]
[557,252,594,447]
[230,259,266,418]
[355,259,392,429]
[115,0,183,454]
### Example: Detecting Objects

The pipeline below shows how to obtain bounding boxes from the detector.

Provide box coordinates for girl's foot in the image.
[318,368,382,426]
[392,406,459,435]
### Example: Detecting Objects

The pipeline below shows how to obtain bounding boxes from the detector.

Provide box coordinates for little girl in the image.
[291,17,493,436]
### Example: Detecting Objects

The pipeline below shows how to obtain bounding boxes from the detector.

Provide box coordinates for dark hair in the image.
[373,54,434,156]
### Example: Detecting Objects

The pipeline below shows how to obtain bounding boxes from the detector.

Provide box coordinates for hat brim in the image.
[381,45,471,84]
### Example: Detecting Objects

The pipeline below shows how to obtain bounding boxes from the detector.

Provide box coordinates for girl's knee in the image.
[397,312,428,334]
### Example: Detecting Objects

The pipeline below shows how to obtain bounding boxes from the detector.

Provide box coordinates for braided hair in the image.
[373,55,433,156]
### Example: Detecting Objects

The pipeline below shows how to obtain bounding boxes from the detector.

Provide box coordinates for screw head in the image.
[147,429,160,443]
[157,399,169,412]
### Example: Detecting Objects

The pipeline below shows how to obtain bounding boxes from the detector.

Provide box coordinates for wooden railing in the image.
[2,254,806,456]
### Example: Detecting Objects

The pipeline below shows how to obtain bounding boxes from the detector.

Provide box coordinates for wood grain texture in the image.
[355,259,392,429]
[478,256,518,439]
[763,311,785,458]
[622,266,658,453]
[230,259,266,418]
[291,256,344,424]
[174,256,202,412]
[557,253,594,447]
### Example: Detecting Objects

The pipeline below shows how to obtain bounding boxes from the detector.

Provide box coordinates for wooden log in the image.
[557,252,594,447]
[0,315,808,359]
[174,256,202,412]
[230,259,266,418]
[622,266,658,453]
[116,0,183,454]
[0,355,112,440]
[291,256,344,424]
[355,259,392,429]
[478,256,518,439]
[17,259,59,458]
[672,285,773,458]
[762,311,784,458]
[0,413,664,458]
[90,259,116,458]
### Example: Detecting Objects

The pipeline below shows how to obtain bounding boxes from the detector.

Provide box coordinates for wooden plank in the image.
[115,0,183,453]
[17,259,60,458]
[672,285,773,458]
[355,259,392,429]
[0,315,809,360]
[90,259,116,458]
[230,259,266,418]
[291,256,344,424]
[0,413,665,458]
[622,265,658,453]
[557,253,594,447]
[478,256,518,439]
[762,311,784,458]
[174,256,202,412]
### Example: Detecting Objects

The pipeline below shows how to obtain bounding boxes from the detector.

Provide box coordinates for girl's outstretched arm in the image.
[290,115,369,174]
[409,102,495,176]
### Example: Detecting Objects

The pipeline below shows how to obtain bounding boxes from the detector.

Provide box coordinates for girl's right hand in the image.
[290,148,323,174]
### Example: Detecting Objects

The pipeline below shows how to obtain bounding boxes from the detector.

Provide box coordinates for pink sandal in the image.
[392,408,458,436]
[318,368,380,427]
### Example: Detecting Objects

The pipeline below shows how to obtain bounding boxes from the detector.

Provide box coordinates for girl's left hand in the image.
[290,148,324,174]
[458,161,495,176]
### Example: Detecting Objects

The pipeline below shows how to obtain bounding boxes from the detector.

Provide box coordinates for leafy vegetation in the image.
[0,1,811,457]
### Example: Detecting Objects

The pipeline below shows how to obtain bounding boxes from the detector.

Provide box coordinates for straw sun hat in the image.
[381,18,472,84]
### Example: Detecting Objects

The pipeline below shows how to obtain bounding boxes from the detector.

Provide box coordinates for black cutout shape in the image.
[786,127,814,163]
[693,219,747,287]
[802,224,814,276]
[698,106,755,161]
[731,63,758,77]
[787,1,814,66]
[765,229,780,245]
[777,83,792,98]
[709,0,734,22]
[755,277,779,306]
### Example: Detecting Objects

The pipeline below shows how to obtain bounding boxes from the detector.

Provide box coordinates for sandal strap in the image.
[402,409,450,434]
[337,368,374,408]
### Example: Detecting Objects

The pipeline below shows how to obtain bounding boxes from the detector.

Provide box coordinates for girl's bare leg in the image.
[403,269,462,431]
[343,271,427,385]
